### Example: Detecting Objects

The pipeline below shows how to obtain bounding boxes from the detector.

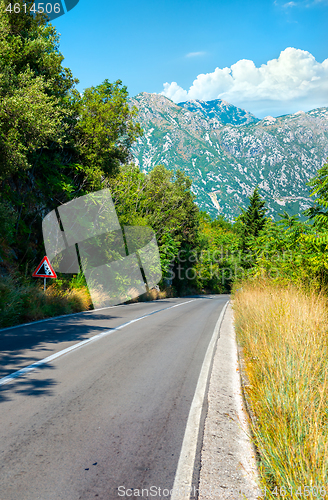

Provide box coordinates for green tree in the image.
[0,3,142,267]
[107,164,200,293]
[304,160,328,236]
[238,186,267,251]
[0,0,77,263]
[191,212,241,293]
[145,166,199,246]
[0,0,74,180]
[277,210,299,229]
[74,80,142,183]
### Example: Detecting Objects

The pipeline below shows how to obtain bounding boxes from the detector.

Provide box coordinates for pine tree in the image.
[239,186,267,250]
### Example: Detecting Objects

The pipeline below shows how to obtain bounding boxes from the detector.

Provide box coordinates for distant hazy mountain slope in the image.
[129,92,328,220]
[177,98,259,126]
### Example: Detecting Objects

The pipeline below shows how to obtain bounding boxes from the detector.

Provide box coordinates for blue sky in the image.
[53,0,328,117]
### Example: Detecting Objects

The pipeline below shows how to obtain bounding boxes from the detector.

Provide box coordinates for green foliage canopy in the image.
[304,160,328,242]
[74,80,142,183]
[0,4,142,265]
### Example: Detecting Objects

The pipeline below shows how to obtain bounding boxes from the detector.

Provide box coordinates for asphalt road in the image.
[0,295,229,500]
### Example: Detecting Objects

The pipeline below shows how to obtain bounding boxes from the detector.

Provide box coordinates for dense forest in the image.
[1,2,328,328]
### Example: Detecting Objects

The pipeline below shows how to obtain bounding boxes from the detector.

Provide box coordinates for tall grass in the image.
[233,280,328,499]
[0,275,92,328]
[0,273,173,328]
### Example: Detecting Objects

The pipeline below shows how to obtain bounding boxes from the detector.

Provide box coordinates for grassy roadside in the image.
[233,280,328,499]
[0,273,174,329]
[0,274,93,328]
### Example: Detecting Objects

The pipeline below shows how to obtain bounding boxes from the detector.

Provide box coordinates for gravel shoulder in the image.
[198,302,262,500]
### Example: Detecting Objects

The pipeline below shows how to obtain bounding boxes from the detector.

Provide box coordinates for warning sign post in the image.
[32,256,57,291]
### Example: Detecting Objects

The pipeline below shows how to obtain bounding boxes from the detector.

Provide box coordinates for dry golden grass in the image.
[84,284,170,308]
[26,284,92,321]
[0,276,93,327]
[0,272,171,328]
[233,280,328,499]
[128,286,170,303]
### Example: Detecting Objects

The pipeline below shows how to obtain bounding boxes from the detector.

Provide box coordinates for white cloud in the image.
[161,48,328,117]
[185,51,206,58]
[283,1,297,7]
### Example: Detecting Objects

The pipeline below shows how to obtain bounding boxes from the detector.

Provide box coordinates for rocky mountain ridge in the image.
[129,92,328,220]
[178,98,259,126]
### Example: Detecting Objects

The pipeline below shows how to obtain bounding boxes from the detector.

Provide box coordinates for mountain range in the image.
[129,92,328,220]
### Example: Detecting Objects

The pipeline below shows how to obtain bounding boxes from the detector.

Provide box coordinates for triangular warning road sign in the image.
[32,256,57,279]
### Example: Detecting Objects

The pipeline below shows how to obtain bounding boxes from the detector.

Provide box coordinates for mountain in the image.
[129,92,328,220]
[178,98,259,126]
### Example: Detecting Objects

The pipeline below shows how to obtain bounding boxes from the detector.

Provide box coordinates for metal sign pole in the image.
[44,277,46,292]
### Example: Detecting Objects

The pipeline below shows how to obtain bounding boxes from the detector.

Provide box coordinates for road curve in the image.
[0,295,229,500]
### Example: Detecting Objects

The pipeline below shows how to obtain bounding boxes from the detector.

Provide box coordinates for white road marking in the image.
[171,300,229,500]
[0,298,155,333]
[0,299,197,387]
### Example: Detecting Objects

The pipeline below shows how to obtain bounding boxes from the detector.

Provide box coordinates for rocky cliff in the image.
[129,92,328,219]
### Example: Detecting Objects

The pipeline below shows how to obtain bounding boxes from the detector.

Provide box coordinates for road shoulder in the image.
[198,302,262,500]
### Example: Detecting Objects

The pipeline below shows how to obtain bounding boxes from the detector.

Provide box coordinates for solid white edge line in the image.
[0,299,155,333]
[0,299,197,387]
[171,300,229,500]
